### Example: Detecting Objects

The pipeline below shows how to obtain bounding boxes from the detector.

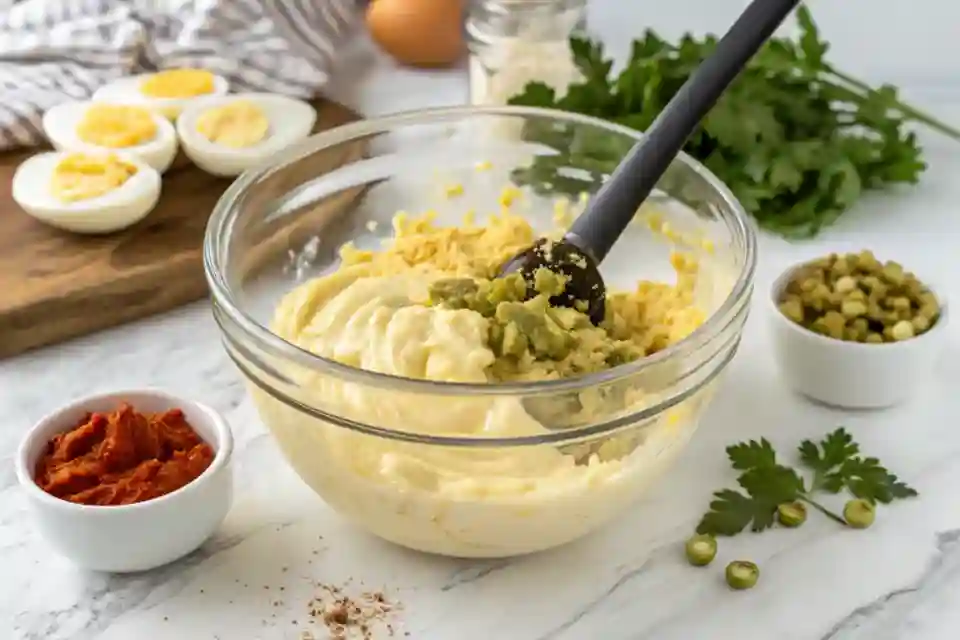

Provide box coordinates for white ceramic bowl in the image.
[15,389,233,573]
[768,261,949,409]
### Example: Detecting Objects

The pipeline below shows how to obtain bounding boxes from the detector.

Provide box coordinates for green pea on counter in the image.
[725,560,760,590]
[843,499,876,529]
[684,533,718,567]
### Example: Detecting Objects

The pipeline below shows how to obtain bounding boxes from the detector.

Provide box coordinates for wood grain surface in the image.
[0,98,361,359]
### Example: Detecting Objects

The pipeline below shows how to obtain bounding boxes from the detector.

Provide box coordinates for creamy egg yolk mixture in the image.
[330,211,703,367]
[194,100,270,148]
[50,153,138,202]
[140,68,215,99]
[76,105,158,148]
[271,208,705,488]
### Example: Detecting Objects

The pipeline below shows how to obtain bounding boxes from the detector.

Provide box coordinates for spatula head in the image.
[499,236,607,326]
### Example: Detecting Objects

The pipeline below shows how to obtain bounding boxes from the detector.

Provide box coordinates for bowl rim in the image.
[15,388,234,515]
[768,257,950,351]
[203,104,757,396]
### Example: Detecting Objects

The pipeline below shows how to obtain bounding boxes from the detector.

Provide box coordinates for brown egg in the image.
[365,0,465,68]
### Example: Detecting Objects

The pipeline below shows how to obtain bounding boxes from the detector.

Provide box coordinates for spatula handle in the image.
[569,0,801,262]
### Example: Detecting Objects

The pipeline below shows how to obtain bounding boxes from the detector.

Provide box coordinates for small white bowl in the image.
[15,389,233,573]
[768,262,949,409]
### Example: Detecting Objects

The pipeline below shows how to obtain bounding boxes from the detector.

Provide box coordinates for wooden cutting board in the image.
[0,98,361,359]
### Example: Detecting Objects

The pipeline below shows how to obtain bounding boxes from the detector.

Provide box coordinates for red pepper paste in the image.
[34,403,215,506]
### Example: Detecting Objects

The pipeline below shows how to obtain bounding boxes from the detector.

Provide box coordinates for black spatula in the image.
[501,0,801,324]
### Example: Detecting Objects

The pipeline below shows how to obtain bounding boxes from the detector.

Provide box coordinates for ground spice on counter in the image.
[306,583,404,639]
[34,403,214,506]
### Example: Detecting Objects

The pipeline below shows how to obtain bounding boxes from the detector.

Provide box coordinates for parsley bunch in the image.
[696,427,917,536]
[507,5,960,238]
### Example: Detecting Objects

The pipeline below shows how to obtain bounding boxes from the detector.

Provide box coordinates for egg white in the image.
[91,72,230,120]
[176,93,317,178]
[12,151,162,234]
[42,100,179,173]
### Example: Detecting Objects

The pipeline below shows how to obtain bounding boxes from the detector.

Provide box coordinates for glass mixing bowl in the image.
[204,106,756,558]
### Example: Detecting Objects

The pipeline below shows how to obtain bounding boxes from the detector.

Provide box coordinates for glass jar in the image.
[465,0,588,107]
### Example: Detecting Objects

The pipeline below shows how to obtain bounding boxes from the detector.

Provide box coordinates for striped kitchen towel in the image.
[0,0,366,151]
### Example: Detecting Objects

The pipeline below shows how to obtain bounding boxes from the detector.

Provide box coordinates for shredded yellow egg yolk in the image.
[194,100,270,148]
[140,69,215,99]
[50,153,138,203]
[75,104,158,148]
[340,210,536,280]
[335,208,706,372]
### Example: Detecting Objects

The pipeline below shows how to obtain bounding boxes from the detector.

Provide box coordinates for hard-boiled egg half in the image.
[42,101,178,173]
[92,68,229,119]
[176,93,317,178]
[12,151,161,234]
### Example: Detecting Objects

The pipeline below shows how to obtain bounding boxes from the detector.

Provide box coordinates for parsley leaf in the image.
[799,427,859,492]
[697,440,804,536]
[696,489,762,536]
[797,428,918,502]
[837,457,919,504]
[738,465,805,506]
[506,5,960,238]
[727,438,777,471]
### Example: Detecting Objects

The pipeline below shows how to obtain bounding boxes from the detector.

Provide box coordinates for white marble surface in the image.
[4,1,960,638]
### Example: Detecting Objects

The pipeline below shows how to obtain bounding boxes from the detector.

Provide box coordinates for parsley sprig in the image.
[696,427,918,536]
[507,5,960,238]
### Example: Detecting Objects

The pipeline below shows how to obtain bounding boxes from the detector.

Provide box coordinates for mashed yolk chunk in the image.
[51,153,138,203]
[76,104,158,148]
[194,100,270,148]
[140,69,215,99]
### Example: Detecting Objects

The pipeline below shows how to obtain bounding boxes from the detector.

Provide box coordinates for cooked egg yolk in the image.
[51,153,138,202]
[140,69,215,99]
[194,100,270,148]
[75,105,158,148]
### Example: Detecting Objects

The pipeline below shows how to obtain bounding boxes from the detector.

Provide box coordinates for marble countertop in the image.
[4,1,960,638]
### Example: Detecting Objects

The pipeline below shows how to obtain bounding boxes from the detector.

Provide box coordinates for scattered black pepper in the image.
[304,584,404,640]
